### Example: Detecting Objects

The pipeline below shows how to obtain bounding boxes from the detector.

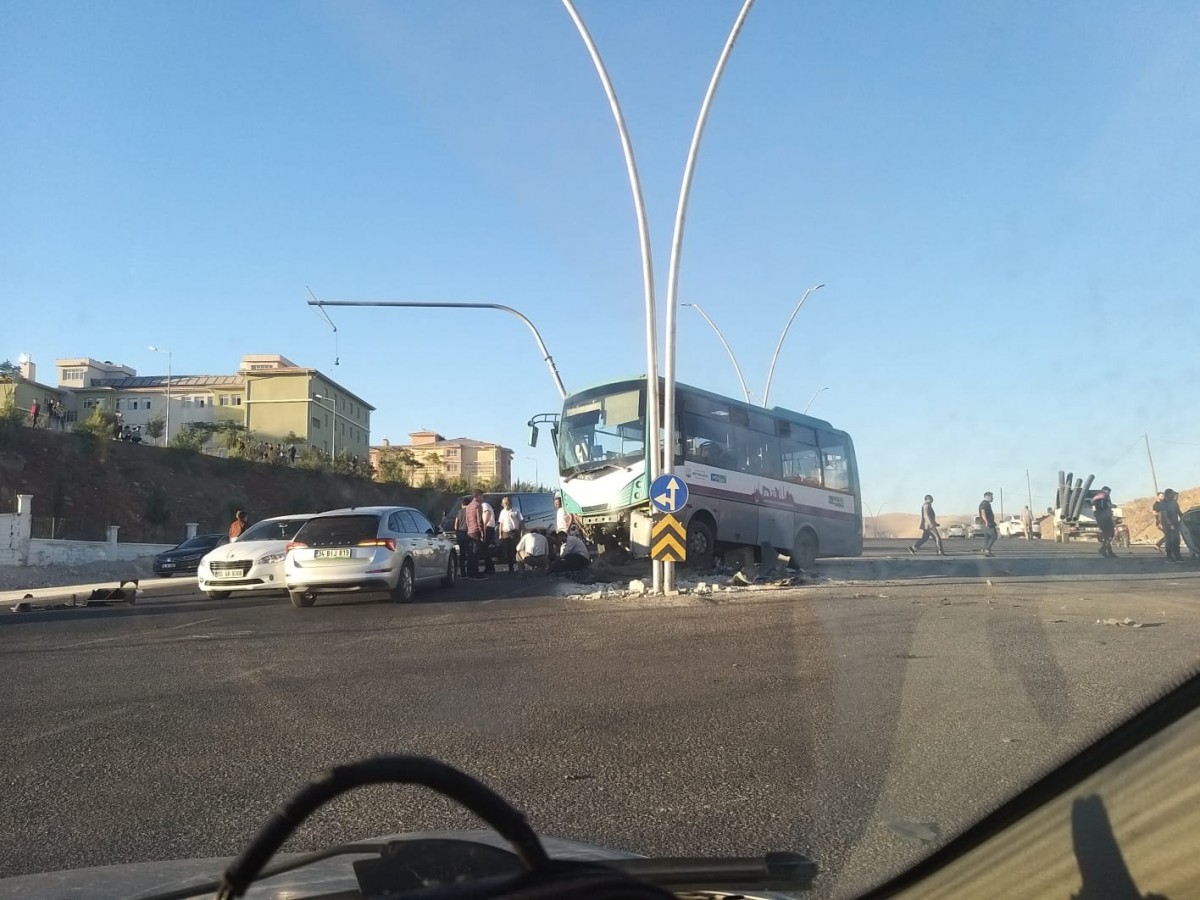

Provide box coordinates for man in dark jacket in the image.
[979,491,998,557]
[1159,489,1184,563]
[909,494,945,555]
[1091,486,1116,558]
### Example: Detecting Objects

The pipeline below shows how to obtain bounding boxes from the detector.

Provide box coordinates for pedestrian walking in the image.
[228,510,248,539]
[1091,486,1116,558]
[497,496,524,573]
[288,444,297,465]
[1152,491,1167,552]
[909,494,945,555]
[979,491,998,557]
[1159,489,1185,562]
[1020,505,1034,540]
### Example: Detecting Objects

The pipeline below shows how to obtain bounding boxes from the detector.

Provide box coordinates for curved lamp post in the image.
[762,283,824,408]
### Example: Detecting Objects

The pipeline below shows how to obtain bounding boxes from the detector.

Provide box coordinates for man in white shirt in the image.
[515,527,549,572]
[497,496,524,573]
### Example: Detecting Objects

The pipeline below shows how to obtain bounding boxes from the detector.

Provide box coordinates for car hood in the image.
[0,831,641,900]
[203,539,289,562]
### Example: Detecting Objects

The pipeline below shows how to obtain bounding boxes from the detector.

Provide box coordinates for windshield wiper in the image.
[613,851,817,891]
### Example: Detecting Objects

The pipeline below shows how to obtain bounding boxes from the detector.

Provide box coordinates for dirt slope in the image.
[0,429,459,542]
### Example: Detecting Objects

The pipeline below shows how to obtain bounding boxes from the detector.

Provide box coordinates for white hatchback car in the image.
[198,514,315,600]
[283,506,457,608]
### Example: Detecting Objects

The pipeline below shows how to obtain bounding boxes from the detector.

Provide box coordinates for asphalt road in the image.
[3,540,1199,898]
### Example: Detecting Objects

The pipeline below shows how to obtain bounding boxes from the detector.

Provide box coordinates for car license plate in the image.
[216,569,245,579]
[314,548,352,559]
[161,562,175,568]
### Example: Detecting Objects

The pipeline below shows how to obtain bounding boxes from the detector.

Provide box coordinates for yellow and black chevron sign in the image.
[651,514,687,562]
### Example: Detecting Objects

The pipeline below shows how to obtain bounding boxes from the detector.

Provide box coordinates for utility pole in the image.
[1144,433,1159,494]
[1026,469,1033,513]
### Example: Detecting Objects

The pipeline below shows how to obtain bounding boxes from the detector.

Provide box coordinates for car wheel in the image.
[205,590,232,600]
[392,561,416,603]
[289,591,315,608]
[791,529,818,570]
[441,554,457,588]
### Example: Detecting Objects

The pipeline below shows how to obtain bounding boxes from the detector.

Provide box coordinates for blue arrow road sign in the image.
[649,473,689,514]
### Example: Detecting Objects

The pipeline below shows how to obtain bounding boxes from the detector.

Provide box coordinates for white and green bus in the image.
[547,376,862,568]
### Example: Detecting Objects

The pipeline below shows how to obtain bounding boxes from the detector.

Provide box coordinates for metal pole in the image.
[1026,469,1033,513]
[1144,433,1159,494]
[662,0,756,593]
[803,386,829,415]
[561,0,662,591]
[308,299,566,400]
[149,346,171,445]
[681,304,752,403]
[762,284,824,407]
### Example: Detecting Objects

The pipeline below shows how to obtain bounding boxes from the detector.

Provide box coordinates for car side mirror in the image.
[426,528,436,536]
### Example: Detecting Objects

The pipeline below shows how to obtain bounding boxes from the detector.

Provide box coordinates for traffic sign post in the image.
[651,513,686,562]
[649,473,689,514]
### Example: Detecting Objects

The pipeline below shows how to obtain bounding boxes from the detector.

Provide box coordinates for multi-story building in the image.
[0,358,66,421]
[371,431,513,487]
[51,354,373,457]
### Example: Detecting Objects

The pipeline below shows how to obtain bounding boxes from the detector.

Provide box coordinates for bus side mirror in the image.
[528,425,538,448]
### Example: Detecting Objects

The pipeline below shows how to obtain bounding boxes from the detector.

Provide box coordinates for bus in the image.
[545,376,862,569]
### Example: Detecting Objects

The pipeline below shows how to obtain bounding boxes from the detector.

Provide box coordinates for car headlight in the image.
[258,552,286,565]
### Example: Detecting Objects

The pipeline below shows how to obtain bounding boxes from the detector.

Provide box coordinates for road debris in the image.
[1097,617,1143,628]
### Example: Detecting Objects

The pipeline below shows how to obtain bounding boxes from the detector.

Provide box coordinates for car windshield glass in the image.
[295,516,379,547]
[238,518,308,543]
[558,385,645,474]
[177,536,218,550]
[6,5,1199,899]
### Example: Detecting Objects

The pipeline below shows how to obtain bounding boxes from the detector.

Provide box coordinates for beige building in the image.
[241,355,373,459]
[51,354,373,457]
[371,431,513,487]
[0,358,66,423]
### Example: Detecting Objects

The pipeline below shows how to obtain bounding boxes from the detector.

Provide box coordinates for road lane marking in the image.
[14,703,152,745]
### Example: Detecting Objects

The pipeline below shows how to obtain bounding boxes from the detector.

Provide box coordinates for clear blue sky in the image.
[3,1,1197,515]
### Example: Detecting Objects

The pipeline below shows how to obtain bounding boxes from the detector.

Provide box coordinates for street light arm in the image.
[762,283,824,408]
[308,300,567,400]
[682,304,752,403]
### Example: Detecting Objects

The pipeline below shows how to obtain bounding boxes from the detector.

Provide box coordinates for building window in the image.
[219,395,228,406]
[82,399,97,409]
[62,369,84,382]
[115,399,122,410]
[182,397,193,408]
[312,417,322,429]
[232,396,241,406]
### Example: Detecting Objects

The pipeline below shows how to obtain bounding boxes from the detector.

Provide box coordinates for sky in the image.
[3,0,1198,516]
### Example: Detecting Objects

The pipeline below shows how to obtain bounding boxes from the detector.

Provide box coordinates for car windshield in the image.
[177,535,219,550]
[237,518,309,543]
[4,4,1198,900]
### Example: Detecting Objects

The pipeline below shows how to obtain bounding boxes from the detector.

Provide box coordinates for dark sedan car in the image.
[153,533,228,577]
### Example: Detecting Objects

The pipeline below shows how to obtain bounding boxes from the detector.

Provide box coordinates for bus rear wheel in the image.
[791,530,818,570]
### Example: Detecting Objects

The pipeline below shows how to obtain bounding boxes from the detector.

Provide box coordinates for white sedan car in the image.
[198,514,315,600]
[283,506,457,608]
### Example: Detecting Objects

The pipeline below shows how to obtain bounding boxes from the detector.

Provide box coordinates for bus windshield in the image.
[558,383,646,475]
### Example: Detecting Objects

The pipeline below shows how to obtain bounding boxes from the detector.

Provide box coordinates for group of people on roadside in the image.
[452,491,590,579]
[909,486,1189,563]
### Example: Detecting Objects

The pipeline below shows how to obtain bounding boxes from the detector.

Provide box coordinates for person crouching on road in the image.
[515,527,549,573]
[550,526,591,573]
[909,494,945,556]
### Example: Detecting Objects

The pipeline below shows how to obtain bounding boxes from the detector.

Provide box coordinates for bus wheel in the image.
[791,530,818,570]
[686,517,716,570]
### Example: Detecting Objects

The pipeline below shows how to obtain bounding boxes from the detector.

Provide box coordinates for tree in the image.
[0,360,18,382]
[144,413,166,445]
[374,446,418,484]
[74,406,117,440]
[169,422,210,452]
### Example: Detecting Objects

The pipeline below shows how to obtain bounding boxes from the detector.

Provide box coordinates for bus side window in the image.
[820,435,851,492]
[781,437,822,486]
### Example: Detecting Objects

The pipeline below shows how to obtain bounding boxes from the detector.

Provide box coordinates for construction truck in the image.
[1050,471,1123,543]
